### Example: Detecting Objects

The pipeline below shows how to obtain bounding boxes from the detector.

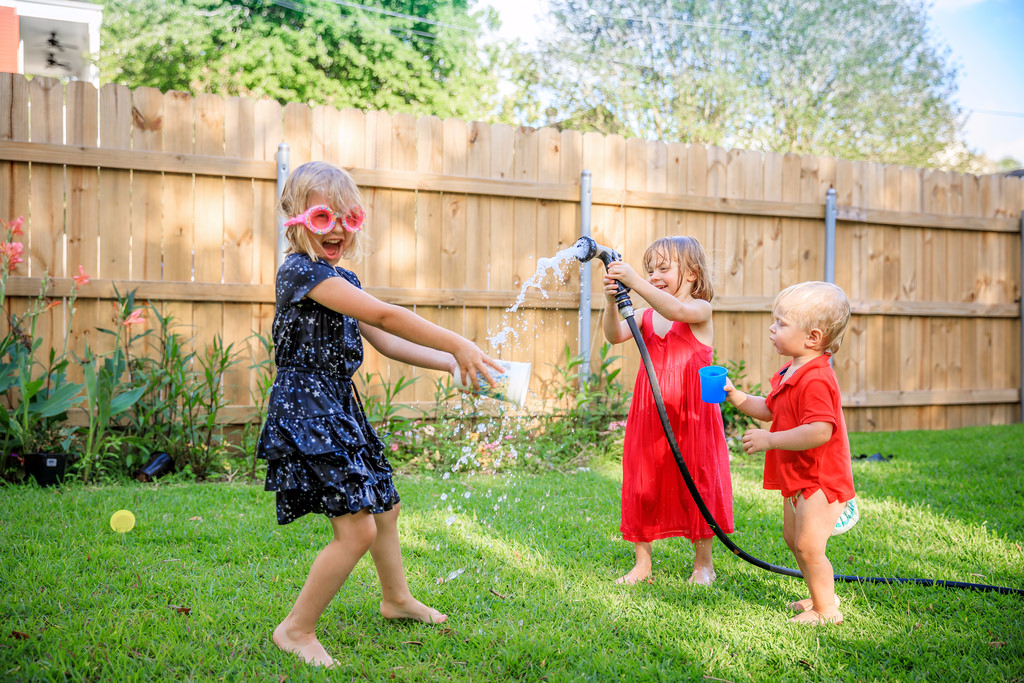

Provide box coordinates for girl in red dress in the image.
[602,236,734,585]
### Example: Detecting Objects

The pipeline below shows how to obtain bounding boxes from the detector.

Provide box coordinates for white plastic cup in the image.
[454,360,531,407]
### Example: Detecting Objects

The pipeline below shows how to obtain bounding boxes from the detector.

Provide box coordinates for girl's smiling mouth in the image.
[320,238,343,261]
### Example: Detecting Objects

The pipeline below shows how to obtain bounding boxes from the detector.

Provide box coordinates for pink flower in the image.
[9,216,24,236]
[390,443,399,452]
[122,309,146,327]
[1,241,24,273]
[72,265,90,286]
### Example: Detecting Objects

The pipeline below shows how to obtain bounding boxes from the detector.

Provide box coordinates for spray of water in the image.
[430,243,594,586]
[487,244,588,347]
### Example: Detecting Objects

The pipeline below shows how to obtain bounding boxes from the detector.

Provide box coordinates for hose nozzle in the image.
[574,236,633,319]
[573,236,622,268]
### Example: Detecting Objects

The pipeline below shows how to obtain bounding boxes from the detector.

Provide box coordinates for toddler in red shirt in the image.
[724,281,855,625]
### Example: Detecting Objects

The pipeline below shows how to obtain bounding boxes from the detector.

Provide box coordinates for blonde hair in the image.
[277,161,367,262]
[773,281,851,354]
[642,236,714,302]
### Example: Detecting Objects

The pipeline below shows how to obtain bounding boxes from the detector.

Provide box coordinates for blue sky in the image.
[929,0,1024,163]
[479,0,1024,164]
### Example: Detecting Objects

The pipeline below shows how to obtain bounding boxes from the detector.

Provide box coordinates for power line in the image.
[270,0,445,43]
[968,108,1024,119]
[273,0,473,32]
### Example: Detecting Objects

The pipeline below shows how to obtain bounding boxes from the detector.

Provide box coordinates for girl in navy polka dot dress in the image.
[257,161,503,667]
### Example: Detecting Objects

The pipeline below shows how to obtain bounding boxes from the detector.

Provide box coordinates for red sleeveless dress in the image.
[620,308,734,542]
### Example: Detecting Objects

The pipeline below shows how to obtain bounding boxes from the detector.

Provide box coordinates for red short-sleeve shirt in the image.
[763,354,855,503]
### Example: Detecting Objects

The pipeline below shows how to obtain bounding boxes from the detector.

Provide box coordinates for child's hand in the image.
[604,262,642,290]
[452,343,504,390]
[602,274,622,299]
[741,428,772,454]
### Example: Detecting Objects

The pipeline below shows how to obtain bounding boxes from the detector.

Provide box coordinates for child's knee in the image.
[332,512,378,549]
[790,536,827,562]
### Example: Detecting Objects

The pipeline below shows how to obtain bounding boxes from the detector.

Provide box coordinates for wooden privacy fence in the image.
[1,74,1021,432]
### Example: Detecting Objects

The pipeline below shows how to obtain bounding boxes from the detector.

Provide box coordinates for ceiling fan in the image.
[45,52,73,72]
[37,31,79,53]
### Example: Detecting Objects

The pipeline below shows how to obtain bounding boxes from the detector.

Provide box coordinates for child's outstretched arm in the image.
[724,377,771,421]
[309,277,502,388]
[360,323,458,375]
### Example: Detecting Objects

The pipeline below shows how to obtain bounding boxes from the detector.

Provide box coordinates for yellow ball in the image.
[110,509,136,533]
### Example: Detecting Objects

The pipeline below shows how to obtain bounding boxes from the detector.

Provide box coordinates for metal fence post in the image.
[579,170,593,389]
[276,143,290,272]
[825,187,836,283]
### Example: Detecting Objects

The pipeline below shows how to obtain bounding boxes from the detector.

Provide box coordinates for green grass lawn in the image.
[2,424,1022,681]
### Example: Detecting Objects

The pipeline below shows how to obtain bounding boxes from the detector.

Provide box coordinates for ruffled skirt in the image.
[256,369,399,524]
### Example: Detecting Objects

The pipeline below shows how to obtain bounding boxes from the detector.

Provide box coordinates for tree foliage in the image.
[518,0,971,169]
[97,0,503,120]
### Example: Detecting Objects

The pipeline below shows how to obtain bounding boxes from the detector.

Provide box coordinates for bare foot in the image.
[687,567,716,585]
[788,609,843,625]
[787,596,841,613]
[379,597,448,624]
[272,621,336,667]
[615,566,653,585]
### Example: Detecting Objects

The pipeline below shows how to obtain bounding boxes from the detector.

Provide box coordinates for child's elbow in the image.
[810,422,834,447]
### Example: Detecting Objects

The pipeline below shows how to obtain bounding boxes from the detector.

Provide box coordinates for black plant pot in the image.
[24,452,69,487]
[135,452,174,482]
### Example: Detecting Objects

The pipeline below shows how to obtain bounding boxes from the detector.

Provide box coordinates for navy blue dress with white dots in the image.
[256,253,399,524]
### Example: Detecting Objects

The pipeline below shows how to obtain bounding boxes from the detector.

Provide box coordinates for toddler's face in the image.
[768,304,813,357]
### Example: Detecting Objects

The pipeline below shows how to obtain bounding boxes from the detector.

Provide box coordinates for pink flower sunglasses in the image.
[284,204,365,235]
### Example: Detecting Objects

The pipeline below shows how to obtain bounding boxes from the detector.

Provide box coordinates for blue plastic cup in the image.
[698,365,728,403]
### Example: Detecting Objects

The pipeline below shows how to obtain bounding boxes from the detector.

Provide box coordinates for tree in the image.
[97,0,504,121]
[518,0,972,169]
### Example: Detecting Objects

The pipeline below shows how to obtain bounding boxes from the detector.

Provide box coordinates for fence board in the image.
[465,120,492,382]
[441,116,469,345]
[223,95,259,406]
[64,81,99,379]
[159,91,195,352]
[486,124,516,357]
[510,125,540,387]
[252,97,281,357]
[193,93,226,369]
[622,137,648,396]
[25,78,61,367]
[838,158,863,412]
[27,78,61,279]
[559,129,584,391]
[0,75,30,229]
